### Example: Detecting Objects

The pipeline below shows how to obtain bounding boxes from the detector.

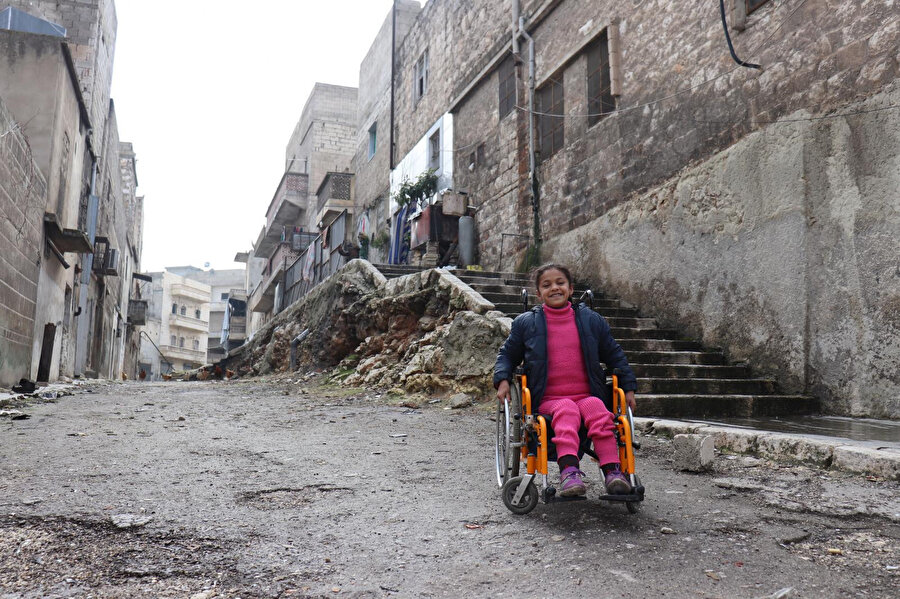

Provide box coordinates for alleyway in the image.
[1,379,898,598]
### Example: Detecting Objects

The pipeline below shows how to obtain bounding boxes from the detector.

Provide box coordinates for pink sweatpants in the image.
[539,395,620,466]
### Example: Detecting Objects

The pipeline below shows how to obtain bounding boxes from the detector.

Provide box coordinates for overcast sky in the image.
[111,0,400,273]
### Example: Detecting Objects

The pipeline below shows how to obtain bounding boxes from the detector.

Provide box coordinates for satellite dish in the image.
[204,262,210,268]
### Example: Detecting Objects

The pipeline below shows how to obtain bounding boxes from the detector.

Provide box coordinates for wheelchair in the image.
[494,290,645,515]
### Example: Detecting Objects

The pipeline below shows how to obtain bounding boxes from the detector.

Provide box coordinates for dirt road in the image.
[1,378,898,598]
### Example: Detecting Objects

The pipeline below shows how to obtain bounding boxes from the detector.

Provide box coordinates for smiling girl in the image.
[494,264,637,497]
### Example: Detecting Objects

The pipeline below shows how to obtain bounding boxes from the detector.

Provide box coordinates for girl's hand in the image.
[497,379,510,401]
[625,391,636,412]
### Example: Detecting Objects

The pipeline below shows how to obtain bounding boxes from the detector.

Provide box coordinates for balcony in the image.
[248,242,300,313]
[257,172,309,255]
[169,312,208,332]
[314,172,353,229]
[170,282,209,302]
[158,344,206,364]
[43,213,92,254]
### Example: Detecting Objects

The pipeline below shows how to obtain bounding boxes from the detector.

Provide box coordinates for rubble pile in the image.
[227,260,511,397]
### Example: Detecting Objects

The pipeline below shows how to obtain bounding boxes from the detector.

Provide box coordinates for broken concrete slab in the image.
[673,433,715,471]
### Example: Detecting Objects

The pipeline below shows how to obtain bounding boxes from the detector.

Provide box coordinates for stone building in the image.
[353,0,900,418]
[248,84,359,323]
[0,1,144,386]
[166,266,245,363]
[139,271,210,379]
[351,0,422,264]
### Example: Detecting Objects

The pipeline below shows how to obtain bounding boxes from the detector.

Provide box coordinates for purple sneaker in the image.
[559,466,587,497]
[604,470,632,495]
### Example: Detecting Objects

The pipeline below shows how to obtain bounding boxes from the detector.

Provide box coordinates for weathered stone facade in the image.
[351,1,421,263]
[0,99,47,387]
[369,0,900,417]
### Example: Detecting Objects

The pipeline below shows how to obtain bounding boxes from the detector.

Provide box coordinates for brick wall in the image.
[0,100,47,387]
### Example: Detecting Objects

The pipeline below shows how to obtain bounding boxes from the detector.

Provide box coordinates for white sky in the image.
[111,0,399,273]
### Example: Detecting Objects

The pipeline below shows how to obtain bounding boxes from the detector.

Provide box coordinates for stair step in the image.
[636,394,819,418]
[605,317,658,329]
[638,378,777,395]
[626,351,726,365]
[631,364,750,378]
[610,327,683,340]
[620,339,704,351]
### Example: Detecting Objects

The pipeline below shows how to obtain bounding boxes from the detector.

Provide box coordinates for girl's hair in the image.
[533,263,573,289]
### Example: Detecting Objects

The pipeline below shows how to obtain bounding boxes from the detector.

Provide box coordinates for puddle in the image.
[680,415,900,445]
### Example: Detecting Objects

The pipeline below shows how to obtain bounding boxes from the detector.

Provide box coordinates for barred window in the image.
[498,54,516,119]
[587,31,615,127]
[537,76,564,162]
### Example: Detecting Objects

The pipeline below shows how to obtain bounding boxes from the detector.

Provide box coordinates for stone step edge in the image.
[634,417,900,482]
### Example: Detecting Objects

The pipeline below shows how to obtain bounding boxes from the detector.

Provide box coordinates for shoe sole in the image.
[558,485,587,497]
[605,482,632,495]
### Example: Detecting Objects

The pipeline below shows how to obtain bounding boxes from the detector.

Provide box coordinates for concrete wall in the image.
[0,98,47,387]
[546,86,900,419]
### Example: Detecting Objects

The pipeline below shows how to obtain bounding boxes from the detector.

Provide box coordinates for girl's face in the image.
[536,268,573,308]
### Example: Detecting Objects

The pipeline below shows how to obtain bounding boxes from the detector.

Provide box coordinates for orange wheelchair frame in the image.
[494,291,645,514]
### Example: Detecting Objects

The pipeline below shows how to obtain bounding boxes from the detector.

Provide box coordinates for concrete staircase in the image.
[374,265,818,418]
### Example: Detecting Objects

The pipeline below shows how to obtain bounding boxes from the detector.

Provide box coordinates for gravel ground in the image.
[1,377,898,598]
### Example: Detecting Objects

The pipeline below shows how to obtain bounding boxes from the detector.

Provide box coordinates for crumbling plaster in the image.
[547,88,900,419]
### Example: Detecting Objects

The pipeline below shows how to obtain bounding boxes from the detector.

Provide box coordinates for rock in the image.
[449,393,473,409]
[190,591,216,599]
[660,527,677,535]
[110,513,153,529]
[754,588,794,599]
[673,434,715,472]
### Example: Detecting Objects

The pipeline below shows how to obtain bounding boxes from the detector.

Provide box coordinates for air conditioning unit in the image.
[102,248,119,276]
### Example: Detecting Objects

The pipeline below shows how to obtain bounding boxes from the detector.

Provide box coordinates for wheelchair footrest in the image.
[598,484,645,503]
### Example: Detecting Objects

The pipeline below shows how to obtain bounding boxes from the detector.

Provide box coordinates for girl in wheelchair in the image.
[494,264,637,497]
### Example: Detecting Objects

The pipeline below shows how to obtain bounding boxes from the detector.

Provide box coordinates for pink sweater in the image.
[543,303,590,401]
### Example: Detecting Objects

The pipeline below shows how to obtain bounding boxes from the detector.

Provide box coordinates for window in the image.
[536,76,564,161]
[498,54,516,119]
[428,130,441,172]
[195,308,201,319]
[587,31,616,127]
[193,339,200,350]
[747,0,770,14]
[180,305,186,316]
[170,335,176,346]
[179,337,185,348]
[220,292,229,300]
[414,50,428,102]
[171,303,177,314]
[368,123,377,160]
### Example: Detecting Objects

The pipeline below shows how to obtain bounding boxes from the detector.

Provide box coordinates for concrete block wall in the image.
[0,99,47,388]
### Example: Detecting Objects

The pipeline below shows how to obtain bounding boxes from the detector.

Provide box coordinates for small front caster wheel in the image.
[502,476,539,515]
[626,500,640,514]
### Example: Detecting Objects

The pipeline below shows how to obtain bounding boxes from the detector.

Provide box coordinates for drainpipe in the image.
[389,0,397,170]
[513,5,541,252]
[290,329,309,371]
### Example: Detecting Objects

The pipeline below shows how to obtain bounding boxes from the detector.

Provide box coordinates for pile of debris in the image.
[226,260,511,397]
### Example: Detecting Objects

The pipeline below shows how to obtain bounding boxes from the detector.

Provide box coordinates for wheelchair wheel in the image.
[502,476,539,515]
[494,385,522,487]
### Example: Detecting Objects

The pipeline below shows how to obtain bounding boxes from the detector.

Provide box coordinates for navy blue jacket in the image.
[493,303,637,410]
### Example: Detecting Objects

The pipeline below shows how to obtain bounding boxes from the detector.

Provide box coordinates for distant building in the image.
[139,271,210,378]
[166,266,245,363]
